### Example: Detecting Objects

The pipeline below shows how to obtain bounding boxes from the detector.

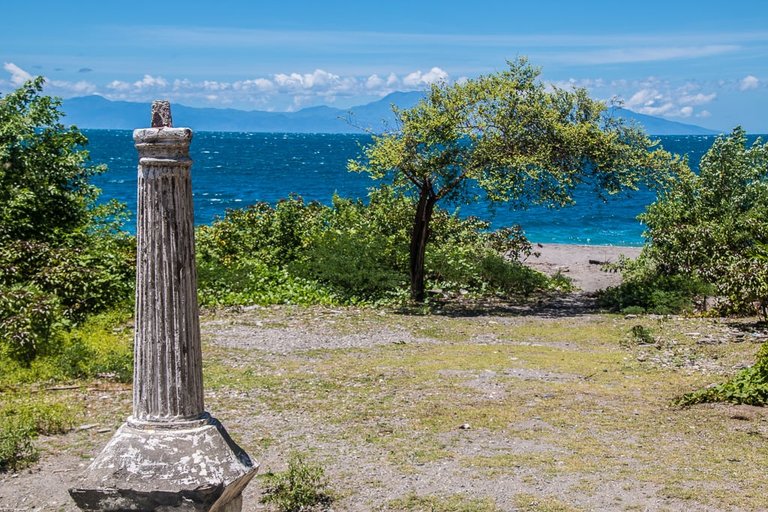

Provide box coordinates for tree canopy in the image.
[641,127,768,317]
[0,77,103,243]
[0,79,134,362]
[350,58,682,301]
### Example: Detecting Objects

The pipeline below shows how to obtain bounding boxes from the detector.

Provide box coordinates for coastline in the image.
[524,242,643,293]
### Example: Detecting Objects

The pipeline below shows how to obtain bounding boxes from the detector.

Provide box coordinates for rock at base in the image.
[69,415,257,511]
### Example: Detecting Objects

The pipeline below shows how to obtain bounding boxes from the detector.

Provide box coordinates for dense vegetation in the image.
[0,80,135,470]
[0,78,135,366]
[196,187,568,307]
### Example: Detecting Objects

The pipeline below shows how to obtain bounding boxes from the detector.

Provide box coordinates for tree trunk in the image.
[410,182,437,302]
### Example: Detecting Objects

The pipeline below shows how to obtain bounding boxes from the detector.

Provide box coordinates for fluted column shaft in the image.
[132,127,204,422]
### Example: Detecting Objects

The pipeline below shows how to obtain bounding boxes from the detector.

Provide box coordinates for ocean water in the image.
[85,130,756,246]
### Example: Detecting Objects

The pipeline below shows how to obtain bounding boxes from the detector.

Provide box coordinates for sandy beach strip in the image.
[524,243,643,293]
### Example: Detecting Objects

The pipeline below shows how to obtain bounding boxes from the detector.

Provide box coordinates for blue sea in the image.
[85,130,760,246]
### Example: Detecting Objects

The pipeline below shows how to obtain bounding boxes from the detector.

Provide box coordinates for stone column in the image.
[70,102,257,511]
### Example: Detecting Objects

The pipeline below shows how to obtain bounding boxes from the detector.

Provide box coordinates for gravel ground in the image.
[2,246,766,511]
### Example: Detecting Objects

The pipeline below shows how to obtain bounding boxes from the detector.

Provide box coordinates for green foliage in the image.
[640,127,768,316]
[678,342,768,406]
[0,419,36,472]
[0,284,63,363]
[0,78,99,242]
[350,57,680,300]
[0,79,135,365]
[260,452,334,512]
[196,188,558,305]
[0,396,73,472]
[598,255,712,314]
[0,309,133,386]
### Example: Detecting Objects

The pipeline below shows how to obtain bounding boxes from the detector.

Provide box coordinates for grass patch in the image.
[260,451,334,512]
[382,493,502,512]
[513,493,582,512]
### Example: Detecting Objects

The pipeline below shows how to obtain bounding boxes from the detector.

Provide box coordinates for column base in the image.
[69,414,257,511]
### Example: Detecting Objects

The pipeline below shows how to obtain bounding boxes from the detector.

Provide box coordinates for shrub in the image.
[0,284,63,364]
[260,452,334,512]
[0,310,134,386]
[640,127,768,316]
[0,397,73,472]
[196,187,556,306]
[598,255,712,315]
[0,79,135,366]
[0,419,37,472]
[678,342,768,406]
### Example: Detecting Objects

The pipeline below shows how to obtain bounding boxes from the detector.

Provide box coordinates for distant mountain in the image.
[607,107,718,136]
[62,92,718,136]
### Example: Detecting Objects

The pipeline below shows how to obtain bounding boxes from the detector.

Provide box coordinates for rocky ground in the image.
[2,246,767,511]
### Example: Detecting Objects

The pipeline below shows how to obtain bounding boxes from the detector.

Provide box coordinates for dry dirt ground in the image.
[2,247,767,511]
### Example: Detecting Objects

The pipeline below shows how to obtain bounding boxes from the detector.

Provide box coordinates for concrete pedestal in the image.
[69,416,255,511]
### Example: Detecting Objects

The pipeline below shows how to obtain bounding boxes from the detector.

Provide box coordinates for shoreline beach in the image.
[525,243,643,292]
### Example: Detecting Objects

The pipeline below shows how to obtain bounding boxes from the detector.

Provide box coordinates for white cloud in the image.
[0,65,451,111]
[621,80,718,119]
[740,75,759,91]
[365,74,385,90]
[232,78,274,92]
[403,67,448,87]
[4,62,33,86]
[679,92,717,105]
[133,74,168,89]
[49,79,97,95]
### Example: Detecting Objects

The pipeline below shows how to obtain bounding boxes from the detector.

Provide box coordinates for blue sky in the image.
[2,0,767,131]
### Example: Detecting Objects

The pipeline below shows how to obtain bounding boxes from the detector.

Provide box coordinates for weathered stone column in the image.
[70,102,257,511]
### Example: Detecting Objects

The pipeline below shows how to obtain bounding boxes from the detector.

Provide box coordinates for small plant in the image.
[0,420,37,472]
[629,325,655,345]
[0,397,73,472]
[678,342,768,406]
[260,452,334,512]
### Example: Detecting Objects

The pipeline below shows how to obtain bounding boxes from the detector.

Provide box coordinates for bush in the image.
[196,187,556,306]
[0,397,73,472]
[0,310,134,386]
[640,127,768,316]
[297,229,404,301]
[0,284,63,364]
[260,452,334,512]
[0,79,135,366]
[0,419,37,472]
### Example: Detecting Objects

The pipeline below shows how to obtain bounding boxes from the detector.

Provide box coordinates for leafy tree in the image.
[640,127,768,317]
[0,77,102,242]
[0,78,134,362]
[350,58,679,301]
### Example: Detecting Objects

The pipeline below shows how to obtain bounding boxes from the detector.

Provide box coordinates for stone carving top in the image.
[151,100,173,128]
[134,101,191,164]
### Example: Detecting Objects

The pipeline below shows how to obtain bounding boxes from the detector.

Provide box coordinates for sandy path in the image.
[524,243,642,293]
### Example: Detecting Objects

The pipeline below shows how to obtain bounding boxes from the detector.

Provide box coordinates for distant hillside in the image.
[62,92,718,135]
[607,107,718,136]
